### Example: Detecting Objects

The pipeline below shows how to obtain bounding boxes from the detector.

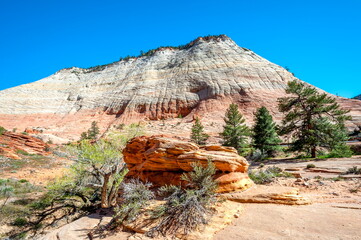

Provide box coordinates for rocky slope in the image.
[354,94,361,100]
[1,35,360,141]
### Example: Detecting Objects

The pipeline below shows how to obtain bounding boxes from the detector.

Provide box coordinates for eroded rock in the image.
[123,135,254,193]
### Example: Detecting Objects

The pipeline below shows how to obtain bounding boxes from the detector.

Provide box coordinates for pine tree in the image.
[191,117,209,145]
[278,80,351,158]
[252,106,282,157]
[80,121,100,140]
[221,104,250,154]
[87,121,100,140]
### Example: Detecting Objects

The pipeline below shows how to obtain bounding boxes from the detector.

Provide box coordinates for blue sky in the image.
[1,0,360,98]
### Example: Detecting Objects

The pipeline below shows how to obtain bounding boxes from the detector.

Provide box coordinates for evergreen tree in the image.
[252,106,282,156]
[221,104,250,154]
[278,80,351,158]
[80,121,100,140]
[190,117,209,145]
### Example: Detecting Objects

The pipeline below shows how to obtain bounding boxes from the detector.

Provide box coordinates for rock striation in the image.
[0,131,49,159]
[0,35,360,141]
[122,135,254,193]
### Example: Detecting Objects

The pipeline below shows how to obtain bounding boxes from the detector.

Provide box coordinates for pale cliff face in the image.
[0,36,293,116]
[0,35,360,142]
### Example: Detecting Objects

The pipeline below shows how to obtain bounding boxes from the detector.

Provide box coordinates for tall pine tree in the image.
[221,104,250,154]
[191,117,209,145]
[252,106,281,157]
[278,80,351,158]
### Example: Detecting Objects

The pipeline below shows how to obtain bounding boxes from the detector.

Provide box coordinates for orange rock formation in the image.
[123,135,254,193]
[0,131,49,159]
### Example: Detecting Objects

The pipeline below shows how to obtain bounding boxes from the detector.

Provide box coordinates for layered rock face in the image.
[1,35,360,141]
[0,131,49,159]
[123,135,254,193]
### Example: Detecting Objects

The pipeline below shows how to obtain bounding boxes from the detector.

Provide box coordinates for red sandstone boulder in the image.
[123,136,254,193]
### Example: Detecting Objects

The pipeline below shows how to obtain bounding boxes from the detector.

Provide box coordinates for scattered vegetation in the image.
[221,103,250,155]
[84,35,228,73]
[190,117,209,145]
[278,80,351,158]
[249,166,293,184]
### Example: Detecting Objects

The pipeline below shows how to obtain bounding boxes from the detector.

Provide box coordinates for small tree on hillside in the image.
[278,80,351,158]
[190,117,209,145]
[221,104,250,154]
[252,106,282,157]
[81,121,100,140]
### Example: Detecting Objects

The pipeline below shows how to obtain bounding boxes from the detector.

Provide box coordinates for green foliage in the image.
[190,117,209,145]
[0,179,41,199]
[278,80,351,158]
[16,149,30,156]
[249,166,293,184]
[114,179,155,224]
[252,106,281,158]
[80,121,100,140]
[12,217,28,227]
[70,139,126,208]
[0,126,6,135]
[221,104,250,155]
[306,164,316,169]
[327,144,353,158]
[147,160,217,237]
[346,166,361,175]
[248,149,267,162]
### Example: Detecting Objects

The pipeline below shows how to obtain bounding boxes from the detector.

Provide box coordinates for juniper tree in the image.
[278,80,351,158]
[190,117,209,145]
[221,104,250,154]
[252,106,282,157]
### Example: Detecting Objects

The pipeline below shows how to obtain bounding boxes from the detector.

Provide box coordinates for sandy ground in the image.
[214,156,361,240]
[214,203,361,240]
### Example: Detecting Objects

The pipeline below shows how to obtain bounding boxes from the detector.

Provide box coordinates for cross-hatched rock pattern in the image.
[0,35,360,141]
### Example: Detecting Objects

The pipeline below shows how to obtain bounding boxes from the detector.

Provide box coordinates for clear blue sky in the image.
[1,0,360,98]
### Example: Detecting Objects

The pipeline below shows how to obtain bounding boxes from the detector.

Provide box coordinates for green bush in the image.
[350,144,361,155]
[147,160,217,237]
[306,164,316,169]
[346,166,361,175]
[114,179,155,224]
[0,126,6,135]
[249,166,293,184]
[327,144,353,158]
[12,217,28,226]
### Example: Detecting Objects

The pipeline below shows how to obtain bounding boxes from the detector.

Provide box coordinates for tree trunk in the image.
[101,173,111,208]
[311,147,316,158]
